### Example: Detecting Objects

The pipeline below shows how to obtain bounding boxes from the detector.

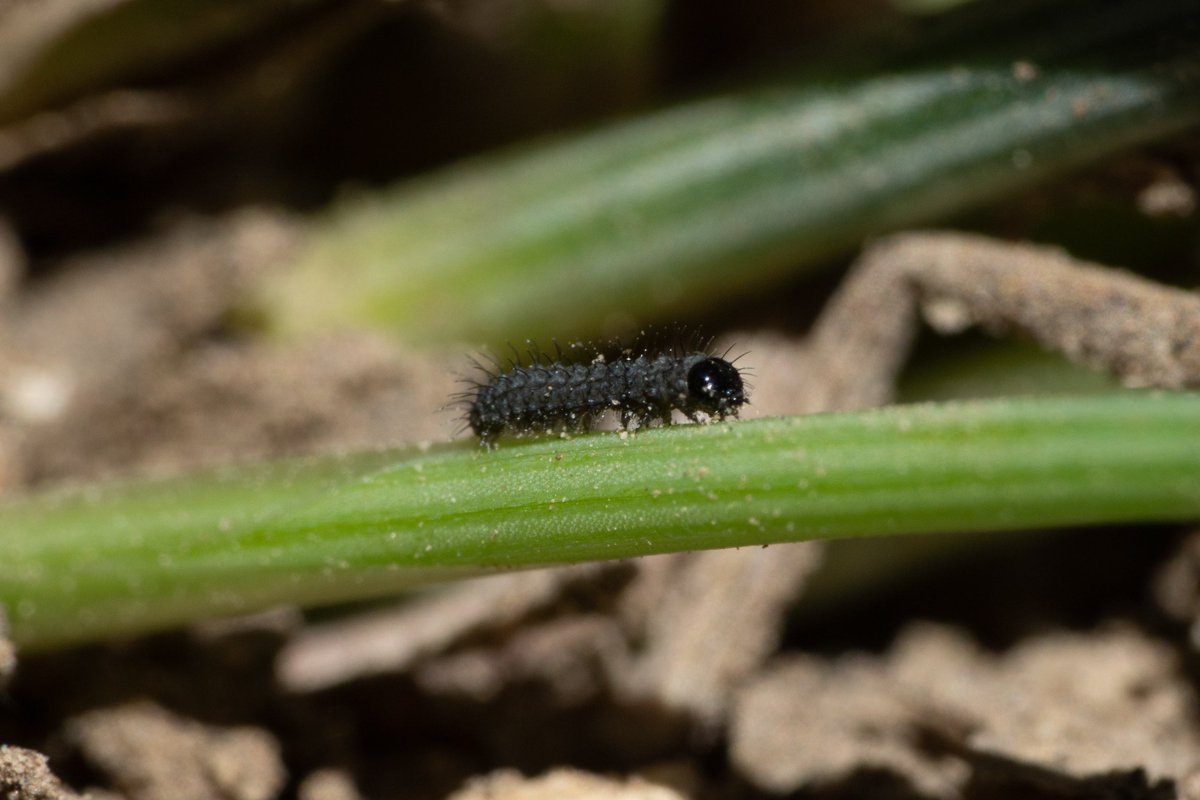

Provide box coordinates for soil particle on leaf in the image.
[65,700,285,800]
[446,768,687,800]
[0,745,84,800]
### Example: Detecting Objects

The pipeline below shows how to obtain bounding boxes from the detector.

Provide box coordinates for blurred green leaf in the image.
[0,0,324,124]
[263,0,1200,346]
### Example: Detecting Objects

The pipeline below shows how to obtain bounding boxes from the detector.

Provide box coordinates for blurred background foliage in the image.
[0,0,1196,350]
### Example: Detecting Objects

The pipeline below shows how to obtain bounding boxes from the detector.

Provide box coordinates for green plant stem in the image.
[2,392,1198,650]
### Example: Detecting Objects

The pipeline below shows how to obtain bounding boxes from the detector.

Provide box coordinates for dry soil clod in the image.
[0,745,84,800]
[804,231,1200,411]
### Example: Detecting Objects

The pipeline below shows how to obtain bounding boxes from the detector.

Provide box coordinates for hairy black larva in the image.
[454,341,750,447]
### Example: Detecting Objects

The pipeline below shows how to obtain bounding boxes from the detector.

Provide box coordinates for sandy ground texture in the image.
[1,219,1200,799]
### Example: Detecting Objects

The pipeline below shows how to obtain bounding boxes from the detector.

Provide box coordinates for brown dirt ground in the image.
[2,215,1200,800]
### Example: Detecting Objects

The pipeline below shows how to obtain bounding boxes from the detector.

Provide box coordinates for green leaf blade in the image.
[3,392,1199,649]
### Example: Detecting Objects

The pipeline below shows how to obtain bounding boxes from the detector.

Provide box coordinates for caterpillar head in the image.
[686,356,748,418]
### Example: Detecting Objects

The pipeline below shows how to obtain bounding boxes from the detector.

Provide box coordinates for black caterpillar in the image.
[457,341,749,446]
